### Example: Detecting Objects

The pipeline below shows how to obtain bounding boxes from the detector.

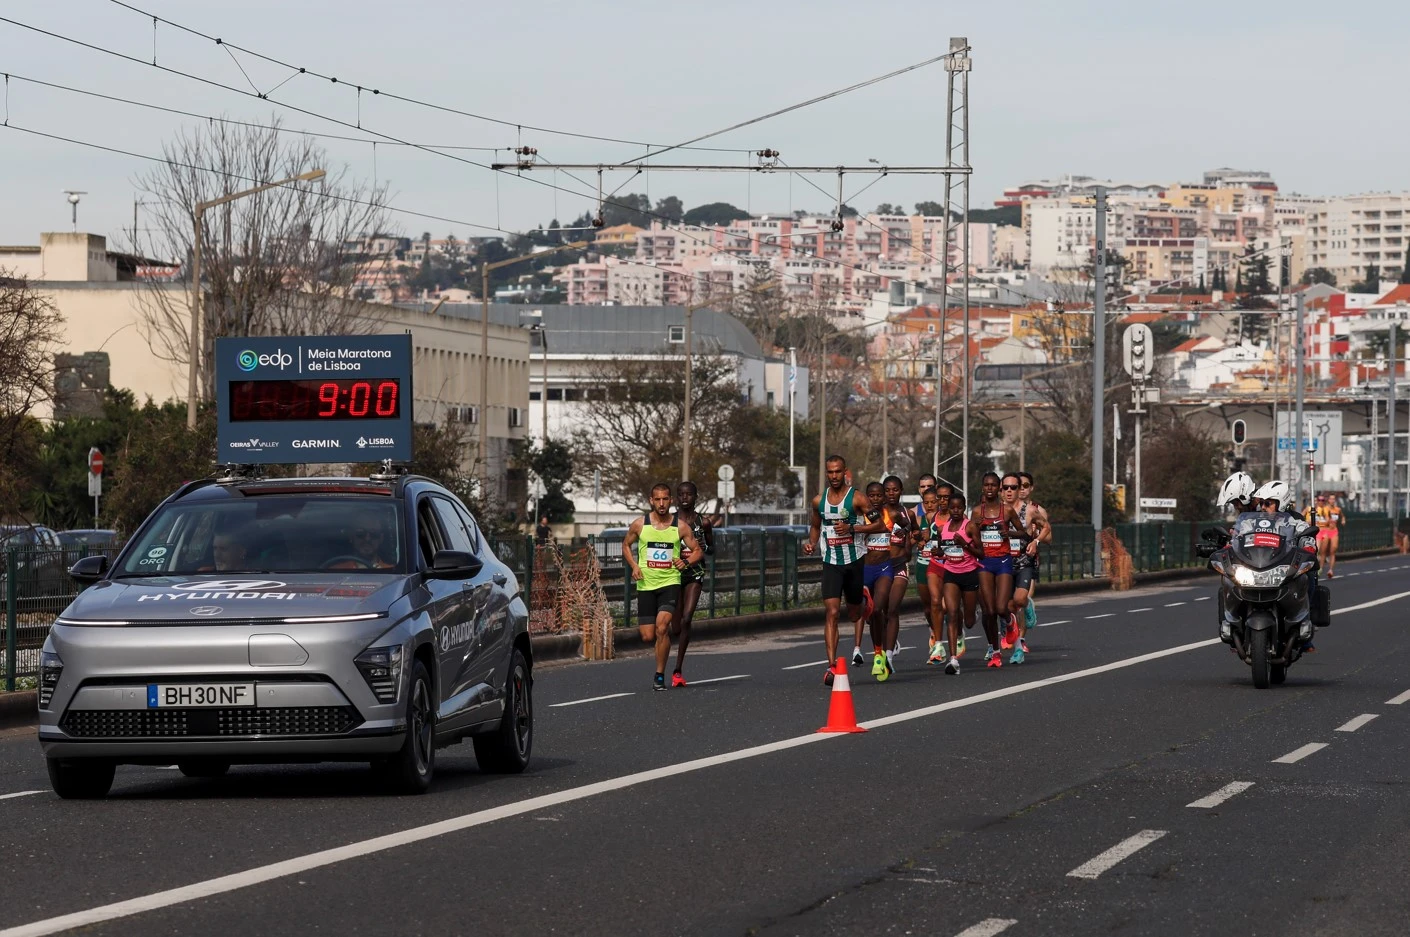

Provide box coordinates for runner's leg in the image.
[977,569,1000,653]
[885,571,907,657]
[996,571,1016,647]
[823,597,841,667]
[673,579,702,678]
[654,608,674,677]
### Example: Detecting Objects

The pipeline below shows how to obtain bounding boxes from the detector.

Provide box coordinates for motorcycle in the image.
[1198,514,1330,688]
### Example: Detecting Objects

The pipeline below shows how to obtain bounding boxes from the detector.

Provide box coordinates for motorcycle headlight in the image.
[1233,564,1293,588]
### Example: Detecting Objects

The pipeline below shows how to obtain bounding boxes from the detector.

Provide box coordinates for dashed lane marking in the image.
[1386,689,1410,705]
[953,919,1019,937]
[1186,781,1254,809]
[1128,608,1152,612]
[1067,830,1168,879]
[1336,713,1379,733]
[1085,613,1114,620]
[688,674,749,685]
[549,693,635,708]
[782,660,829,671]
[1164,602,1187,607]
[0,791,42,801]
[1273,742,1328,764]
[1194,596,1211,602]
[1036,619,1070,627]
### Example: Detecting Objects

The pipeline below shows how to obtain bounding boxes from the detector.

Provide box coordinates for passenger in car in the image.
[329,517,396,570]
[200,526,251,572]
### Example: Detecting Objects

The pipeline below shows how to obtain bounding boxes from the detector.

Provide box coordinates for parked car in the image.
[56,529,119,550]
[1,525,68,597]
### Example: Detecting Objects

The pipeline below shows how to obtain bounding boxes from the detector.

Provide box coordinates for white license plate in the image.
[147,683,256,708]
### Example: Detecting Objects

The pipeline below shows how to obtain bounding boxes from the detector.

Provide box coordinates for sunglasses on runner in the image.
[1001,484,1020,490]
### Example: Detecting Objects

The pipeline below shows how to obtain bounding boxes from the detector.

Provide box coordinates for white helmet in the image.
[1217,471,1256,508]
[1252,480,1292,511]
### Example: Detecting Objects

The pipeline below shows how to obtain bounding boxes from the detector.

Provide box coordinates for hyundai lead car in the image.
[38,474,533,798]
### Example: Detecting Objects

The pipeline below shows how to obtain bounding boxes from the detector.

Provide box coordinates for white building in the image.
[1306,192,1410,286]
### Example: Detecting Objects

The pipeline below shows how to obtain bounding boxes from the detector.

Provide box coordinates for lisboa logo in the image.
[237,349,259,372]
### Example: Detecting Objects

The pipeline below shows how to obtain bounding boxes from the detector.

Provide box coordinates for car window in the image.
[116,496,405,575]
[451,502,483,553]
[416,498,448,568]
[431,497,474,554]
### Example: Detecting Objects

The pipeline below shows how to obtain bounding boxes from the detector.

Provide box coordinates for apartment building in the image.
[1305,193,1410,285]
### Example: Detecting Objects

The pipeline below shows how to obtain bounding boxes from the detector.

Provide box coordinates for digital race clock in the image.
[214,334,413,464]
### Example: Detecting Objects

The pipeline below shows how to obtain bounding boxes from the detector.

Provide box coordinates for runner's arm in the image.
[677,521,703,568]
[622,519,644,580]
[963,520,986,559]
[804,496,822,555]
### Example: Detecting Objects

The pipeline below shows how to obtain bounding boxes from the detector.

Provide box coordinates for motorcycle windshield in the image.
[1229,513,1300,569]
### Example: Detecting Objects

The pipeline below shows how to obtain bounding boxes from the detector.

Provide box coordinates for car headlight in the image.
[1233,564,1293,588]
[354,645,403,705]
[39,650,63,709]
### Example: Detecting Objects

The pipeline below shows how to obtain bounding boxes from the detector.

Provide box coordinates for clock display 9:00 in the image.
[228,379,401,422]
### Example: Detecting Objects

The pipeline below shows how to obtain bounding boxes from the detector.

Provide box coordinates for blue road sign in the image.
[1276,437,1318,451]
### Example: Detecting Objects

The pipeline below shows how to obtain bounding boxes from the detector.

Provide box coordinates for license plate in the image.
[147,683,255,708]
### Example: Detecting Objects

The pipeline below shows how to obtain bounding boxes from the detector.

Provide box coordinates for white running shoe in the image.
[851,646,865,667]
[944,657,960,675]
[983,646,996,663]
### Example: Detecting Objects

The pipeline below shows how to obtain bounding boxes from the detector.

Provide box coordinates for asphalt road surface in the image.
[4,555,1410,936]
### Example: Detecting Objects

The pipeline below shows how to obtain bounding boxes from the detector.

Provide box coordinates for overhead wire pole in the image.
[957,43,972,496]
[1091,186,1107,577]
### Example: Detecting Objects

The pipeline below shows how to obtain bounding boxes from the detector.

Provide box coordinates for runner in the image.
[913,486,946,663]
[1015,471,1051,641]
[859,482,899,682]
[972,472,1025,668]
[622,483,704,691]
[1305,494,1339,579]
[671,480,719,687]
[804,455,868,686]
[931,491,984,675]
[1003,472,1048,664]
[880,475,915,669]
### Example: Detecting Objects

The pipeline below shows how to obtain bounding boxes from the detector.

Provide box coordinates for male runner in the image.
[1015,472,1051,640]
[972,472,1024,668]
[912,476,939,651]
[804,455,867,686]
[672,481,719,686]
[1003,473,1047,664]
[622,484,703,691]
[860,482,900,682]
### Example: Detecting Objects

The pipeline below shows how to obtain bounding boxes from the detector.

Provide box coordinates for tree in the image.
[1013,430,1092,524]
[601,193,652,229]
[1351,263,1381,295]
[1238,244,1272,295]
[838,204,859,219]
[1139,415,1225,522]
[874,203,903,215]
[1301,267,1337,287]
[914,201,946,217]
[730,266,789,352]
[103,401,220,537]
[682,202,752,226]
[0,274,64,521]
[653,196,684,224]
[514,440,575,523]
[132,117,392,399]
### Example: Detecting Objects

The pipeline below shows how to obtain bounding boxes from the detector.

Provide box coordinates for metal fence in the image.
[3,545,122,690]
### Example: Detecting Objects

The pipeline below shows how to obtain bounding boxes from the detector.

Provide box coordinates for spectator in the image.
[534,515,553,545]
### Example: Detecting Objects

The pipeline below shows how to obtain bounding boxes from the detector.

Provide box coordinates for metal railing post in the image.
[708,547,718,619]
[5,550,16,692]
[782,535,792,610]
[523,535,534,619]
[734,531,743,618]
[758,531,767,613]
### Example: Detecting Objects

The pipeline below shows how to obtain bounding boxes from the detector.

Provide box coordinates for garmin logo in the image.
[292,439,340,449]
[237,348,293,372]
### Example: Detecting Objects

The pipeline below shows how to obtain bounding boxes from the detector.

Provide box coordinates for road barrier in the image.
[3,545,121,690]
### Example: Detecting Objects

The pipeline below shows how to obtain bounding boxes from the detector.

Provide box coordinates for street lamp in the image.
[816,317,874,502]
[519,310,549,445]
[187,168,326,429]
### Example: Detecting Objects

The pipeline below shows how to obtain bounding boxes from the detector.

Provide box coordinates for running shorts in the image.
[822,558,866,606]
[980,555,1014,577]
[1316,528,1335,542]
[862,560,895,590]
[636,584,681,623]
[892,564,911,583]
[943,569,980,592]
[1014,563,1037,591]
[680,563,706,585]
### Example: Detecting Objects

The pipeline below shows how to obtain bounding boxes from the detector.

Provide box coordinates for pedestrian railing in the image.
[3,546,122,690]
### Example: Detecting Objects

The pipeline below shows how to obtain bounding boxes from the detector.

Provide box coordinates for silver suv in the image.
[38,474,533,797]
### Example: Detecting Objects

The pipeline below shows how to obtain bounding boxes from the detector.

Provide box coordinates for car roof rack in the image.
[214,463,269,484]
[369,459,412,482]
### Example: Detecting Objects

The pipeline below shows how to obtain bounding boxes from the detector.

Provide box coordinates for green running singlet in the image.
[818,486,863,566]
[636,516,682,592]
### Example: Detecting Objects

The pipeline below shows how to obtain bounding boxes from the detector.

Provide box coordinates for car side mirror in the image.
[69,554,109,584]
[428,549,482,578]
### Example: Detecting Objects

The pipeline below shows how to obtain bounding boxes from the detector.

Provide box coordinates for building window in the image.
[667,325,685,343]
[529,391,541,401]
[767,391,775,407]
[547,388,564,401]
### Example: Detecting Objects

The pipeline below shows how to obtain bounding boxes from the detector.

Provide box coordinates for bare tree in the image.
[131,117,392,397]
[0,274,64,518]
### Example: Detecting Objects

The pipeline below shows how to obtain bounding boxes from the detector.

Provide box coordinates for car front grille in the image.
[61,706,360,739]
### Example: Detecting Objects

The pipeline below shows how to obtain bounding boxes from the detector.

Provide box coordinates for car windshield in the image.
[116,495,405,576]
[1,527,38,548]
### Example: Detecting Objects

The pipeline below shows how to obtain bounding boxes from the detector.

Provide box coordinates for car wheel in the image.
[374,658,435,794]
[177,760,231,779]
[47,758,115,799]
[472,648,533,774]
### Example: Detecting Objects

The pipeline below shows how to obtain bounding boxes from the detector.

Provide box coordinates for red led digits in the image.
[228,379,401,422]
[348,381,371,417]
[374,381,397,416]
[317,382,338,417]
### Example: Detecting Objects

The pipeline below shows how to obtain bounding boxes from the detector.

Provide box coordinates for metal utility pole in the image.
[682,300,697,482]
[1294,290,1306,507]
[1389,321,1398,519]
[788,346,797,524]
[932,36,972,493]
[1091,186,1107,574]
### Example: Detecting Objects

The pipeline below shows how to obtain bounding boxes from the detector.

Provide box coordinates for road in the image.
[3,555,1410,936]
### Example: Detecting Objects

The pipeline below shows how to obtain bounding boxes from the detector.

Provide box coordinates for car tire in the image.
[373,658,435,794]
[177,760,231,779]
[472,648,533,774]
[47,758,115,799]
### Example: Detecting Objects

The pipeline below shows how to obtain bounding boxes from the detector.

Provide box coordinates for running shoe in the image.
[938,640,949,661]
[872,651,887,680]
[671,672,687,688]
[987,652,1003,669]
[955,635,967,659]
[926,641,937,664]
[983,645,996,663]
[851,646,865,667]
[1300,641,1317,654]
[1025,597,1038,631]
[1003,614,1019,649]
[654,673,667,692]
[1008,645,1026,665]
[1020,638,1029,653]
[944,657,960,675]
[928,641,947,665]
[877,653,893,683]
[823,667,835,687]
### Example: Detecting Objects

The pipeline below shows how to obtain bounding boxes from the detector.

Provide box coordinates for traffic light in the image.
[1123,324,1152,382]
[1232,419,1247,446]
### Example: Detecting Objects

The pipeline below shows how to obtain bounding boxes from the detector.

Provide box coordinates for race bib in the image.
[824,524,851,547]
[981,529,1003,544]
[1009,537,1024,555]
[918,542,935,560]
[944,544,964,559]
[645,541,675,569]
[865,532,890,549]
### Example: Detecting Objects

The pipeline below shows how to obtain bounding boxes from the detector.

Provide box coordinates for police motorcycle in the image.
[1199,509,1327,688]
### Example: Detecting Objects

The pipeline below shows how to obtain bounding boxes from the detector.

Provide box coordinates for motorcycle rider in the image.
[1206,472,1257,638]
[1250,479,1322,652]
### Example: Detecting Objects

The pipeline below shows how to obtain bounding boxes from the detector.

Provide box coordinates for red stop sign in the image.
[88,448,104,475]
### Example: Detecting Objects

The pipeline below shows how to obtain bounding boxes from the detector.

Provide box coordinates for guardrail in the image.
[3,546,122,690]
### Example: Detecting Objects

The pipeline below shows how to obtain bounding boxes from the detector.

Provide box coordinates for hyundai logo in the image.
[170,580,287,592]
[189,606,224,617]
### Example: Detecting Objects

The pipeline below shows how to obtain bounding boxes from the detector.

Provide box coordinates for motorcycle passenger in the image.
[1252,479,1321,652]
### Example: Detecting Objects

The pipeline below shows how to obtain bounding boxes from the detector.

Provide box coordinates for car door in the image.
[452,500,513,703]
[411,495,469,722]
[427,496,497,728]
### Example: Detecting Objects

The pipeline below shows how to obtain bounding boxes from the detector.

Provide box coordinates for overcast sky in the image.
[2,0,1405,250]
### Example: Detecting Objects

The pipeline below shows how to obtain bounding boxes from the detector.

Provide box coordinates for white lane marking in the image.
[954,919,1019,937]
[1164,602,1186,607]
[1128,608,1152,613]
[1273,742,1328,764]
[688,674,749,685]
[1036,619,1069,627]
[1194,596,1211,602]
[1067,830,1168,879]
[1336,713,1379,733]
[0,634,1302,937]
[1386,689,1410,705]
[1333,590,1410,615]
[549,693,634,708]
[1345,572,1360,577]
[1186,781,1254,809]
[0,791,42,801]
[1085,613,1114,620]
[782,660,829,671]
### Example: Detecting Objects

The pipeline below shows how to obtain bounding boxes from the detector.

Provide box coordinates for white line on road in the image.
[1336,713,1379,733]
[1164,602,1186,607]
[1067,830,1168,879]
[0,791,42,801]
[1345,572,1360,577]
[1186,781,1254,809]
[1273,742,1328,764]
[1085,613,1114,619]
[549,693,635,708]
[1036,619,1070,626]
[953,919,1019,937]
[1128,608,1152,613]
[782,660,828,671]
[1386,689,1410,705]
[688,674,749,685]
[1194,596,1211,602]
[1333,590,1410,616]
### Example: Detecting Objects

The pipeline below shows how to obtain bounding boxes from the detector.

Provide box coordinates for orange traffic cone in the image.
[818,657,867,734]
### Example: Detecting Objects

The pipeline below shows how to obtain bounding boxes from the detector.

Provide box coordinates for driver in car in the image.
[199,525,251,572]
[328,518,396,570]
